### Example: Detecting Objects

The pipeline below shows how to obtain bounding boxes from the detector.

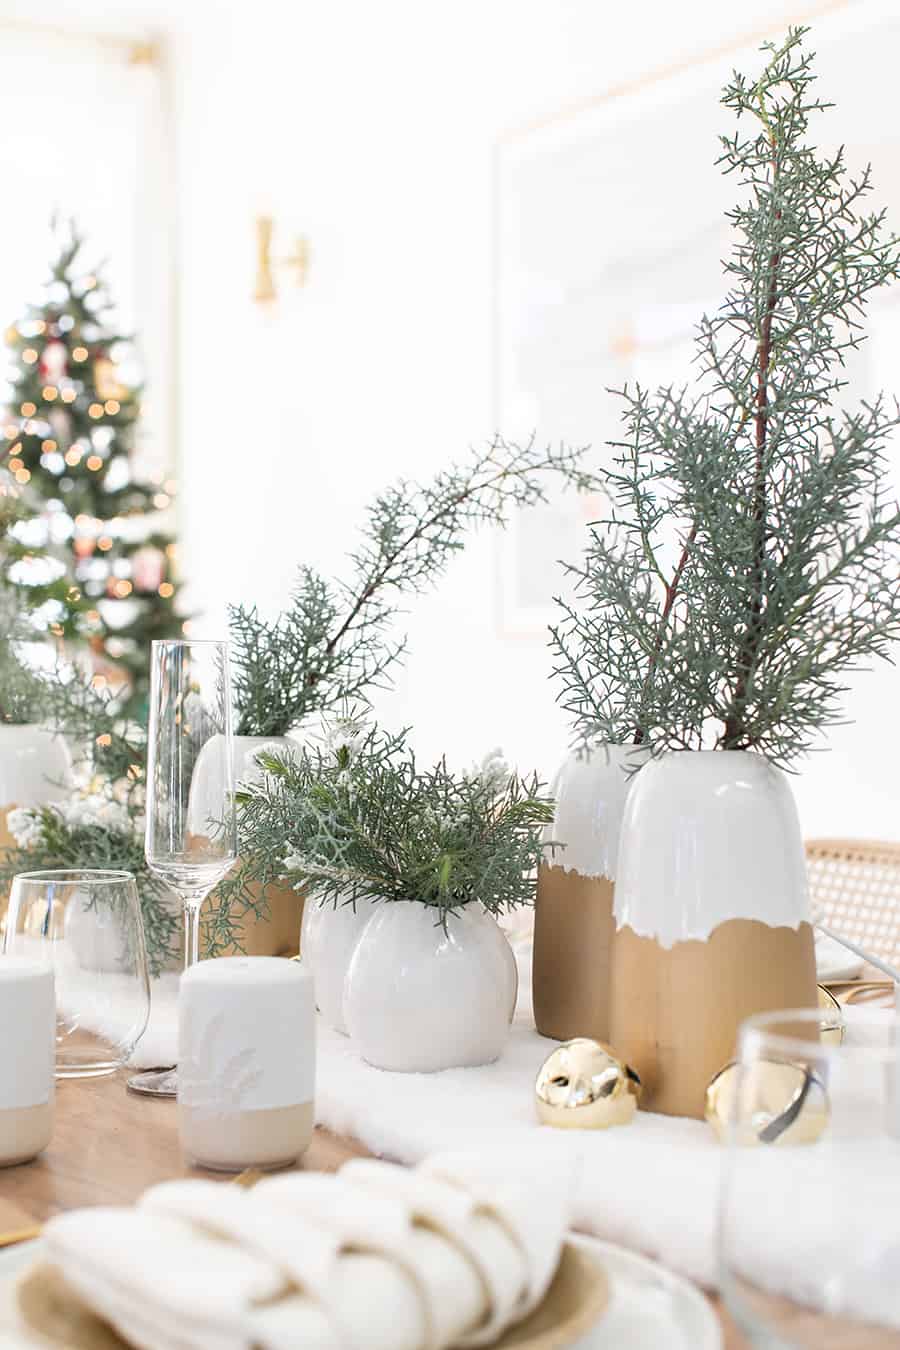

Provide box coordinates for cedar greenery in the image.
[2,432,596,957]
[0,801,179,976]
[230,435,598,737]
[0,648,179,970]
[551,29,900,767]
[231,727,555,924]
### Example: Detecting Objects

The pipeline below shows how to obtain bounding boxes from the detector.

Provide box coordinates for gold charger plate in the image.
[15,1243,609,1350]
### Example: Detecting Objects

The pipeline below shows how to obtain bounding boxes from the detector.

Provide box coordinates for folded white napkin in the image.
[38,1150,572,1350]
[334,1161,524,1347]
[43,1208,286,1350]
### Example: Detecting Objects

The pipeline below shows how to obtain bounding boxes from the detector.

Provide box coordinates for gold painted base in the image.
[609,918,818,1120]
[533,865,615,1043]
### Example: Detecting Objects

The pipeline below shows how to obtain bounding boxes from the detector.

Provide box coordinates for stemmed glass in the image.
[127,639,237,1097]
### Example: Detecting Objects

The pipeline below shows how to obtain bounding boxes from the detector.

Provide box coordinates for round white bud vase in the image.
[177,957,315,1172]
[0,957,55,1166]
[343,903,518,1072]
[300,897,377,1034]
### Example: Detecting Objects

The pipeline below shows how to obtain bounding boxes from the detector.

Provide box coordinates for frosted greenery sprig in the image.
[0,798,179,974]
[231,724,556,923]
[551,28,900,767]
[230,435,597,738]
[0,653,180,969]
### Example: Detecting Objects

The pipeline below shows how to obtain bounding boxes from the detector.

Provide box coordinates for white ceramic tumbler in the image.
[177,956,315,1172]
[0,957,55,1166]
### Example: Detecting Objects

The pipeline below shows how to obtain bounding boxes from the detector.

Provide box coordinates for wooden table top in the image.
[0,1070,746,1348]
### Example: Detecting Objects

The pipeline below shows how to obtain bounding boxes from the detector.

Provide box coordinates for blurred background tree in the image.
[0,221,184,717]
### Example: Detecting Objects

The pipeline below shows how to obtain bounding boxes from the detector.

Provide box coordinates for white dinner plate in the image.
[569,1236,721,1349]
[0,1235,721,1350]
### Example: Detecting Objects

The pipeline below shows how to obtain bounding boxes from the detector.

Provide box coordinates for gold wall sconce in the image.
[253,216,310,303]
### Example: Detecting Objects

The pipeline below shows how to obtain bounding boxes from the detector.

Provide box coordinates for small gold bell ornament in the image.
[705,1059,830,1146]
[535,1037,642,1129]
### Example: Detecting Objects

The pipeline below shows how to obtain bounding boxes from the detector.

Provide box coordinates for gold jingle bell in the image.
[535,1037,642,1130]
[817,984,845,1046]
[705,1058,830,1146]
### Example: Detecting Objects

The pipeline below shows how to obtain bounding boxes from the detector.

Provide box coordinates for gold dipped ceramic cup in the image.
[535,1037,642,1130]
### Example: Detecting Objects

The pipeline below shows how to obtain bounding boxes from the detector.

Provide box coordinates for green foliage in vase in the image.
[551,29,900,767]
[0,798,179,976]
[0,654,179,971]
[230,435,598,738]
[229,724,555,926]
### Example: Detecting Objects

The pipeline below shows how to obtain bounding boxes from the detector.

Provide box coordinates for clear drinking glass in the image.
[719,1006,900,1347]
[3,868,150,1077]
[128,638,237,1098]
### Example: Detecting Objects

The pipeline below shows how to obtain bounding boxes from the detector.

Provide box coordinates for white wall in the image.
[164,0,900,840]
[8,0,897,837]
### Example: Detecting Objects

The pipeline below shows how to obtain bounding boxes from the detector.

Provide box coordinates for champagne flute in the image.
[127,639,237,1097]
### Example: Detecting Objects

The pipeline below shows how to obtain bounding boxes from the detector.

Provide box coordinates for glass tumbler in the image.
[719,1006,900,1347]
[3,869,150,1077]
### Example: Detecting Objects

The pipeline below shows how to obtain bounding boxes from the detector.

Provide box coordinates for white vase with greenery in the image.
[551,29,900,1118]
[236,726,553,1072]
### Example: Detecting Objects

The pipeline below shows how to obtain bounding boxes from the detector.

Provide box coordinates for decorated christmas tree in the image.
[1,222,183,715]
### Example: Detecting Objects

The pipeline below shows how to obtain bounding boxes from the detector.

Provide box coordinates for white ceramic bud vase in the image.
[533,744,645,1043]
[608,749,817,1119]
[301,897,377,1035]
[0,724,72,856]
[343,903,518,1072]
[202,735,304,958]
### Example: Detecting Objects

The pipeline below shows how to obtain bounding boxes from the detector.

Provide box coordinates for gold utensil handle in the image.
[821,979,895,1004]
[0,1224,42,1248]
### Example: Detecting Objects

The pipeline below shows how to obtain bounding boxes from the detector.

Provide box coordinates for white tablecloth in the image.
[130,960,896,1299]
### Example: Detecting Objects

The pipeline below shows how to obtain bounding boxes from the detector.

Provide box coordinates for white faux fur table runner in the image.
[128,969,896,1299]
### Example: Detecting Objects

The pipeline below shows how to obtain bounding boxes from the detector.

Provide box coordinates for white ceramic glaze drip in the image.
[542,744,646,881]
[613,749,810,948]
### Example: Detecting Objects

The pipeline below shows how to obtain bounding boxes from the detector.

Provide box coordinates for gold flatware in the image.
[232,1168,263,1189]
[820,979,895,1003]
[0,1224,42,1248]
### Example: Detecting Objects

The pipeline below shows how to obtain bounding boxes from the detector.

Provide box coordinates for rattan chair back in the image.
[806,838,900,968]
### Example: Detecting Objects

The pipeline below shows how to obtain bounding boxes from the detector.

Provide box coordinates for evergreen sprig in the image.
[230,435,597,737]
[551,28,900,767]
[231,725,555,924]
[0,653,178,968]
[0,802,178,975]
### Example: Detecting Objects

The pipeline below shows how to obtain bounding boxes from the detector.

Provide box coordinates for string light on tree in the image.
[0,219,184,714]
